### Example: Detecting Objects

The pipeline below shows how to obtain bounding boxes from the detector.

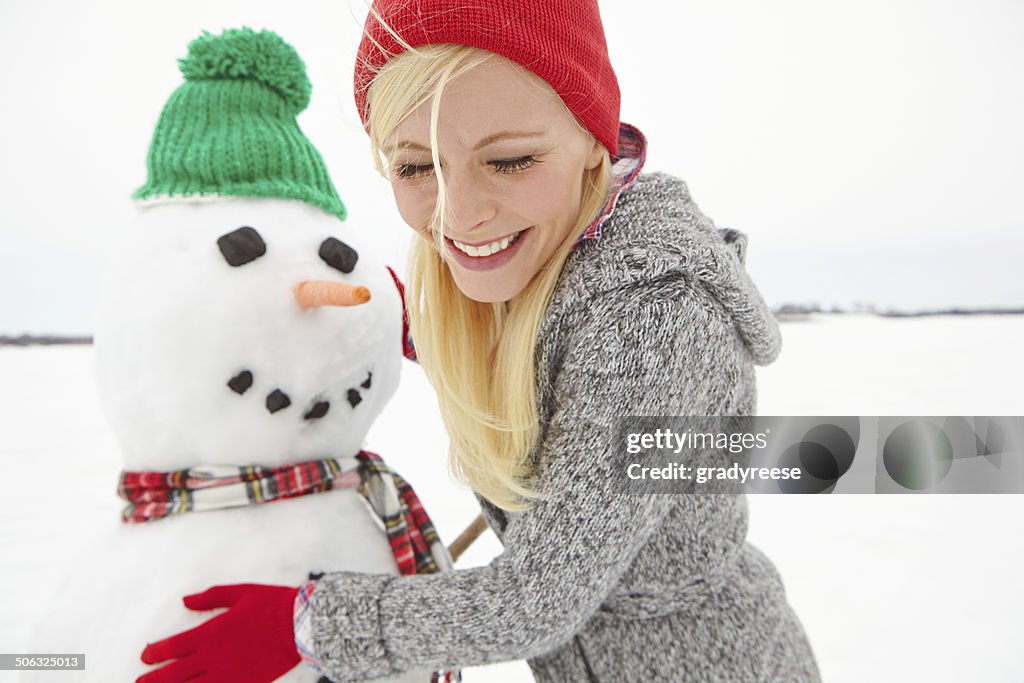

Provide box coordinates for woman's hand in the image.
[136,583,301,683]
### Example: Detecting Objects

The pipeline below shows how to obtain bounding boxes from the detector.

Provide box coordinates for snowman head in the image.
[94,28,404,470]
[96,198,403,470]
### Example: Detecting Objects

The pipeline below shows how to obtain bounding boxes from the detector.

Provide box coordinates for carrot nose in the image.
[294,280,371,309]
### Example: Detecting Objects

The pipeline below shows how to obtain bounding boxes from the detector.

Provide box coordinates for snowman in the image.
[24,28,454,683]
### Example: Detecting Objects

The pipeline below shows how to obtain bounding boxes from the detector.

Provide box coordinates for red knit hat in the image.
[354,0,621,155]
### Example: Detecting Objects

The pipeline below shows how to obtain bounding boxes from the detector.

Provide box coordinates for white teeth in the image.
[453,231,520,257]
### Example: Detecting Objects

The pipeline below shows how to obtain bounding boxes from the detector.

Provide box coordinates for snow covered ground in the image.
[1,314,1022,682]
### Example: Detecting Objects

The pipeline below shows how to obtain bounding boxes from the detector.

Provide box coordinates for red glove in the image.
[137,583,301,683]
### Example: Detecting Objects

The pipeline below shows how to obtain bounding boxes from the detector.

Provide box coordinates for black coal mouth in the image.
[226,369,373,420]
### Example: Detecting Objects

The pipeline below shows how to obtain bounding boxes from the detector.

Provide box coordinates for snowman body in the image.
[25,197,431,682]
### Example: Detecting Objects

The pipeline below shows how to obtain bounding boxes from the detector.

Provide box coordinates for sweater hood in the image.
[561,171,782,365]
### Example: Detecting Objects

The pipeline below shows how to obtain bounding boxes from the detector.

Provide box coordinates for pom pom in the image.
[179,27,311,112]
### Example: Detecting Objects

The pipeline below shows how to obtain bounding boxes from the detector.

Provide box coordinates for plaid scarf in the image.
[117,450,452,577]
[356,451,453,575]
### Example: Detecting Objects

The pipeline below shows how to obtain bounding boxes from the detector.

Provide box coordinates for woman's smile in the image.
[445,226,532,271]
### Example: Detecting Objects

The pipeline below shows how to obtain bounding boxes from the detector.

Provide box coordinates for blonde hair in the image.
[363,39,613,511]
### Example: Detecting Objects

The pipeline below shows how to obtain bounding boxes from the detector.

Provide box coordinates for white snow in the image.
[1,314,1023,682]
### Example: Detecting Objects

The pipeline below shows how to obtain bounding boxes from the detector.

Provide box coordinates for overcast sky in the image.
[1,0,1021,334]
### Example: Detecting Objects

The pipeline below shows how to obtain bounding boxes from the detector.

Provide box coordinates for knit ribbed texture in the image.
[354,0,621,155]
[308,172,820,682]
[133,28,347,221]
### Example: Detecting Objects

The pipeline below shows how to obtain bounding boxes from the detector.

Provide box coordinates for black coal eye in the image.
[319,237,359,274]
[217,227,266,267]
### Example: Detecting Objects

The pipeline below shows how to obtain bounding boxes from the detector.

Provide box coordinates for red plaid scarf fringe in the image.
[355,451,451,576]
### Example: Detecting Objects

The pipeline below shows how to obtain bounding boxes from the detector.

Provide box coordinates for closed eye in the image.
[392,156,540,179]
[491,156,539,174]
[394,163,433,179]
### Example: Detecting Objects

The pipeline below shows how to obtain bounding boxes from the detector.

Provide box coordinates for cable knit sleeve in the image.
[308,273,751,681]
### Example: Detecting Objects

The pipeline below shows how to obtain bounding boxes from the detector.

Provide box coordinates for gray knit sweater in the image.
[310,171,822,682]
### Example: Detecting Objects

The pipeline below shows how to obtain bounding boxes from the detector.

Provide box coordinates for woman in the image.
[138,1,822,681]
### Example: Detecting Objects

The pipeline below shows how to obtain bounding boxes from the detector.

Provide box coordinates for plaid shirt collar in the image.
[573,122,648,248]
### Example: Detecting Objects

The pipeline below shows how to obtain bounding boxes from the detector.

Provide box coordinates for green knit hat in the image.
[133,27,347,221]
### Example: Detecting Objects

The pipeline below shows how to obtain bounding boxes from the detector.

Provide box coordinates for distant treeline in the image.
[3,304,1024,344]
[0,334,93,346]
[773,303,1024,319]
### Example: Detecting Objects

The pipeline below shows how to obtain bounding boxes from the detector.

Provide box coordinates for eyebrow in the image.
[390,130,546,154]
